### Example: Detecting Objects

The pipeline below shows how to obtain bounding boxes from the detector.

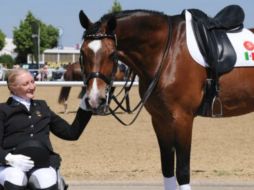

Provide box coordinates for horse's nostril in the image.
[99,98,106,106]
[85,96,106,109]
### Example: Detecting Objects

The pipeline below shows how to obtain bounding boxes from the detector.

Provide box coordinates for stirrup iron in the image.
[211,95,223,117]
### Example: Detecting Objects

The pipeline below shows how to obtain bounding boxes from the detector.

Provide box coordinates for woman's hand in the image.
[5,153,34,172]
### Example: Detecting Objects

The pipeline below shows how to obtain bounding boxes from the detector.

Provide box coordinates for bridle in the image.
[79,32,118,112]
[80,15,173,125]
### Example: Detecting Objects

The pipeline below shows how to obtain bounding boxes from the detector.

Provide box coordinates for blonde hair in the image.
[7,69,31,92]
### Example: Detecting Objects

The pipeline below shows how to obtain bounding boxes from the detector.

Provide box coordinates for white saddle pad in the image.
[185,10,254,67]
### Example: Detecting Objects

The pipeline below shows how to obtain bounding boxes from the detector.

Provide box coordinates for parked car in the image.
[20,63,43,80]
[51,67,65,81]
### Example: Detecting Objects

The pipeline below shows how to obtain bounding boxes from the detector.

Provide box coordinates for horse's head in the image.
[79,10,118,114]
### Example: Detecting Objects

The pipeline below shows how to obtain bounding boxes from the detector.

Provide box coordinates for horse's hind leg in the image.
[58,87,71,113]
[64,100,68,114]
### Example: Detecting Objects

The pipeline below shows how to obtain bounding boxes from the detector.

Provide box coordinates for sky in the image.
[0,0,253,47]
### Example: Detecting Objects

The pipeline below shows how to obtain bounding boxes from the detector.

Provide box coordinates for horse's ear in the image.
[79,10,92,29]
[107,16,117,32]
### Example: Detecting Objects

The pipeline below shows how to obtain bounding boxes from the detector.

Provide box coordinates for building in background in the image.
[1,38,80,69]
[27,46,80,68]
[0,38,17,58]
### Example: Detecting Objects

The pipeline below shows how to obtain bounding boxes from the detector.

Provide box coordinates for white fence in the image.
[0,81,139,87]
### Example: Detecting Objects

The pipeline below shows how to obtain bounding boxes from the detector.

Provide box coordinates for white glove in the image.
[5,153,34,172]
[79,94,88,110]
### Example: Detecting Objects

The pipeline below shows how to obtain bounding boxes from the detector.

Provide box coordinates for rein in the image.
[80,16,173,125]
[110,16,173,126]
[110,71,138,113]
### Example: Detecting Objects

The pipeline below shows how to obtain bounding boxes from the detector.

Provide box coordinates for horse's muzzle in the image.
[85,97,109,115]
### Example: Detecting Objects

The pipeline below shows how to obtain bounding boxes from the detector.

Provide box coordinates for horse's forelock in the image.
[82,22,102,39]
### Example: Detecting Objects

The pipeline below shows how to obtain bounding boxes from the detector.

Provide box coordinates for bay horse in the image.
[78,7,254,190]
[58,62,85,113]
[58,61,132,113]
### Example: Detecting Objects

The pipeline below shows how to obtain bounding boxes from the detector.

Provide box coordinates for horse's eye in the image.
[109,52,117,62]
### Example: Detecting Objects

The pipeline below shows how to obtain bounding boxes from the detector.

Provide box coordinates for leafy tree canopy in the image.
[0,29,5,51]
[109,0,122,13]
[13,11,59,63]
[0,54,15,69]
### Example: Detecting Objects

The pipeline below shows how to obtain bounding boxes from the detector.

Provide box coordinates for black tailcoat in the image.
[0,97,92,168]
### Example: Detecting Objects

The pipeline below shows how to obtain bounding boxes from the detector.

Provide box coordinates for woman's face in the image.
[11,72,36,100]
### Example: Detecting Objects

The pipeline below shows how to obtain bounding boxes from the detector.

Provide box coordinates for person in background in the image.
[38,64,49,81]
[0,69,91,190]
[12,65,20,69]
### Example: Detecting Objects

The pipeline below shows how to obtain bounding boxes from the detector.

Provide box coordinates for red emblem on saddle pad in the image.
[243,41,254,51]
[243,41,254,61]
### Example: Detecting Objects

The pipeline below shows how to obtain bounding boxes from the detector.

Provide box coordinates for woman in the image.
[0,69,91,190]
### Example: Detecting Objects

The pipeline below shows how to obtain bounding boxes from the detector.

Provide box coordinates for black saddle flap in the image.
[14,140,50,168]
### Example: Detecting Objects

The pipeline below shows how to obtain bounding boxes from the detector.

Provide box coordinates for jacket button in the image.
[30,125,34,128]
[30,134,34,137]
[28,115,32,119]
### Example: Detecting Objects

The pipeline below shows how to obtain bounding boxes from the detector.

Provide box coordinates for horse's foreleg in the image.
[161,146,177,190]
[152,119,176,190]
[175,115,194,190]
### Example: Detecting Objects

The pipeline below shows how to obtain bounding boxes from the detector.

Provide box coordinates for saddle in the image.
[189,4,244,75]
[186,5,245,116]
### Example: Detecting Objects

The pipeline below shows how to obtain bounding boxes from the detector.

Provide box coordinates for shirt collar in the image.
[11,95,31,111]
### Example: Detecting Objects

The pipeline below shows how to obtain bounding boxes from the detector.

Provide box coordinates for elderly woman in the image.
[0,69,91,190]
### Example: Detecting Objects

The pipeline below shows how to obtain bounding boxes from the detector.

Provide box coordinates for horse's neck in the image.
[116,17,170,79]
[116,14,183,82]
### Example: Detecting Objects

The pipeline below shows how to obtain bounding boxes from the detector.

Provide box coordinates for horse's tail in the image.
[58,87,71,104]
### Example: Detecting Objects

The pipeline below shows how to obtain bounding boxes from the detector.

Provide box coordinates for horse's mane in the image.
[101,9,167,21]
[83,9,168,38]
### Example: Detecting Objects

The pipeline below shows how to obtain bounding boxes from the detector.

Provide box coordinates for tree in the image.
[0,54,15,68]
[109,0,122,13]
[13,11,59,63]
[0,29,5,51]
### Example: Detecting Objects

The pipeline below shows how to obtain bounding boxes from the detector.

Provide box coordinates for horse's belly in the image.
[220,68,254,116]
